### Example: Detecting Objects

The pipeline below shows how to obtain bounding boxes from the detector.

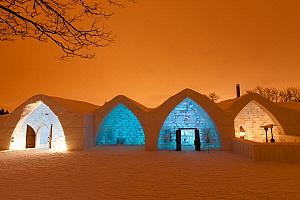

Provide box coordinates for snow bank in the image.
[0,147,299,200]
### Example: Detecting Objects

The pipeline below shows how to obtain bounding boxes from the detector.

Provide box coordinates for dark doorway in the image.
[175,128,200,151]
[26,125,36,148]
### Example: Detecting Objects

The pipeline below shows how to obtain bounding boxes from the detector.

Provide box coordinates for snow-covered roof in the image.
[11,94,99,115]
[49,96,99,114]
[99,95,151,112]
[278,102,300,112]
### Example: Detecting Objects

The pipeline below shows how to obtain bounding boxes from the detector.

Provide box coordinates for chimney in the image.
[236,84,241,98]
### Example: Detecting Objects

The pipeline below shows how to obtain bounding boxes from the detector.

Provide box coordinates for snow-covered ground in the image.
[0,147,299,200]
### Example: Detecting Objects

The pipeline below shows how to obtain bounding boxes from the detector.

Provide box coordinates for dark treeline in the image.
[246,86,300,103]
[0,108,9,115]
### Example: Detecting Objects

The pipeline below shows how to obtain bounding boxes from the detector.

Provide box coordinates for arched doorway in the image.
[97,104,145,145]
[10,101,67,151]
[26,125,36,148]
[158,98,221,150]
[234,100,283,142]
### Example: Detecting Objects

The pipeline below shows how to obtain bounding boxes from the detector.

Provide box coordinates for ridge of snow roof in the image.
[48,96,100,114]
[10,94,57,113]
[102,95,150,112]
[223,93,269,113]
[154,88,213,110]
[12,94,100,114]
[218,93,300,114]
[217,98,237,110]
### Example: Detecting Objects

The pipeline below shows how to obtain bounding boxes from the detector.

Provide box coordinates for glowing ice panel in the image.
[97,104,145,145]
[158,98,221,150]
[234,100,281,142]
[10,101,67,151]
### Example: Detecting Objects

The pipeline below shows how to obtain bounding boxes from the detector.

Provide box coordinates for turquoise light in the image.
[158,98,221,150]
[97,104,145,145]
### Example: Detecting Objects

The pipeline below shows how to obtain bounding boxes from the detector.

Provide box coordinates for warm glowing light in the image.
[10,101,67,151]
[234,100,281,142]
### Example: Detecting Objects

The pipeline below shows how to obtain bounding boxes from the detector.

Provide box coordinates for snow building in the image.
[0,94,98,151]
[0,89,299,155]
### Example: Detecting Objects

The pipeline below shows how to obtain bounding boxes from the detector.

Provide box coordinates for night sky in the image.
[1,0,300,111]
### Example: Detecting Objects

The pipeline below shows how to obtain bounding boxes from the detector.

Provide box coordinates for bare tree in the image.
[0,0,133,59]
[247,86,282,102]
[208,92,220,103]
[246,86,265,96]
[286,87,300,102]
[246,86,300,103]
[279,90,290,102]
[270,88,280,103]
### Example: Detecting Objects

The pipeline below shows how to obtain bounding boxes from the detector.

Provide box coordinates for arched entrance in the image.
[234,100,283,142]
[97,104,145,145]
[158,98,221,151]
[10,101,67,151]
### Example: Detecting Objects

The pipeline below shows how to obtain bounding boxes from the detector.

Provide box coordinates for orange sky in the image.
[1,0,300,111]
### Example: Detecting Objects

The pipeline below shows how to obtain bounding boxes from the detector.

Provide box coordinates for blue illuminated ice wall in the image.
[158,98,221,150]
[97,104,145,145]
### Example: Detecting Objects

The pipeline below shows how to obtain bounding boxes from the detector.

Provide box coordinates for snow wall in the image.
[233,138,300,163]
